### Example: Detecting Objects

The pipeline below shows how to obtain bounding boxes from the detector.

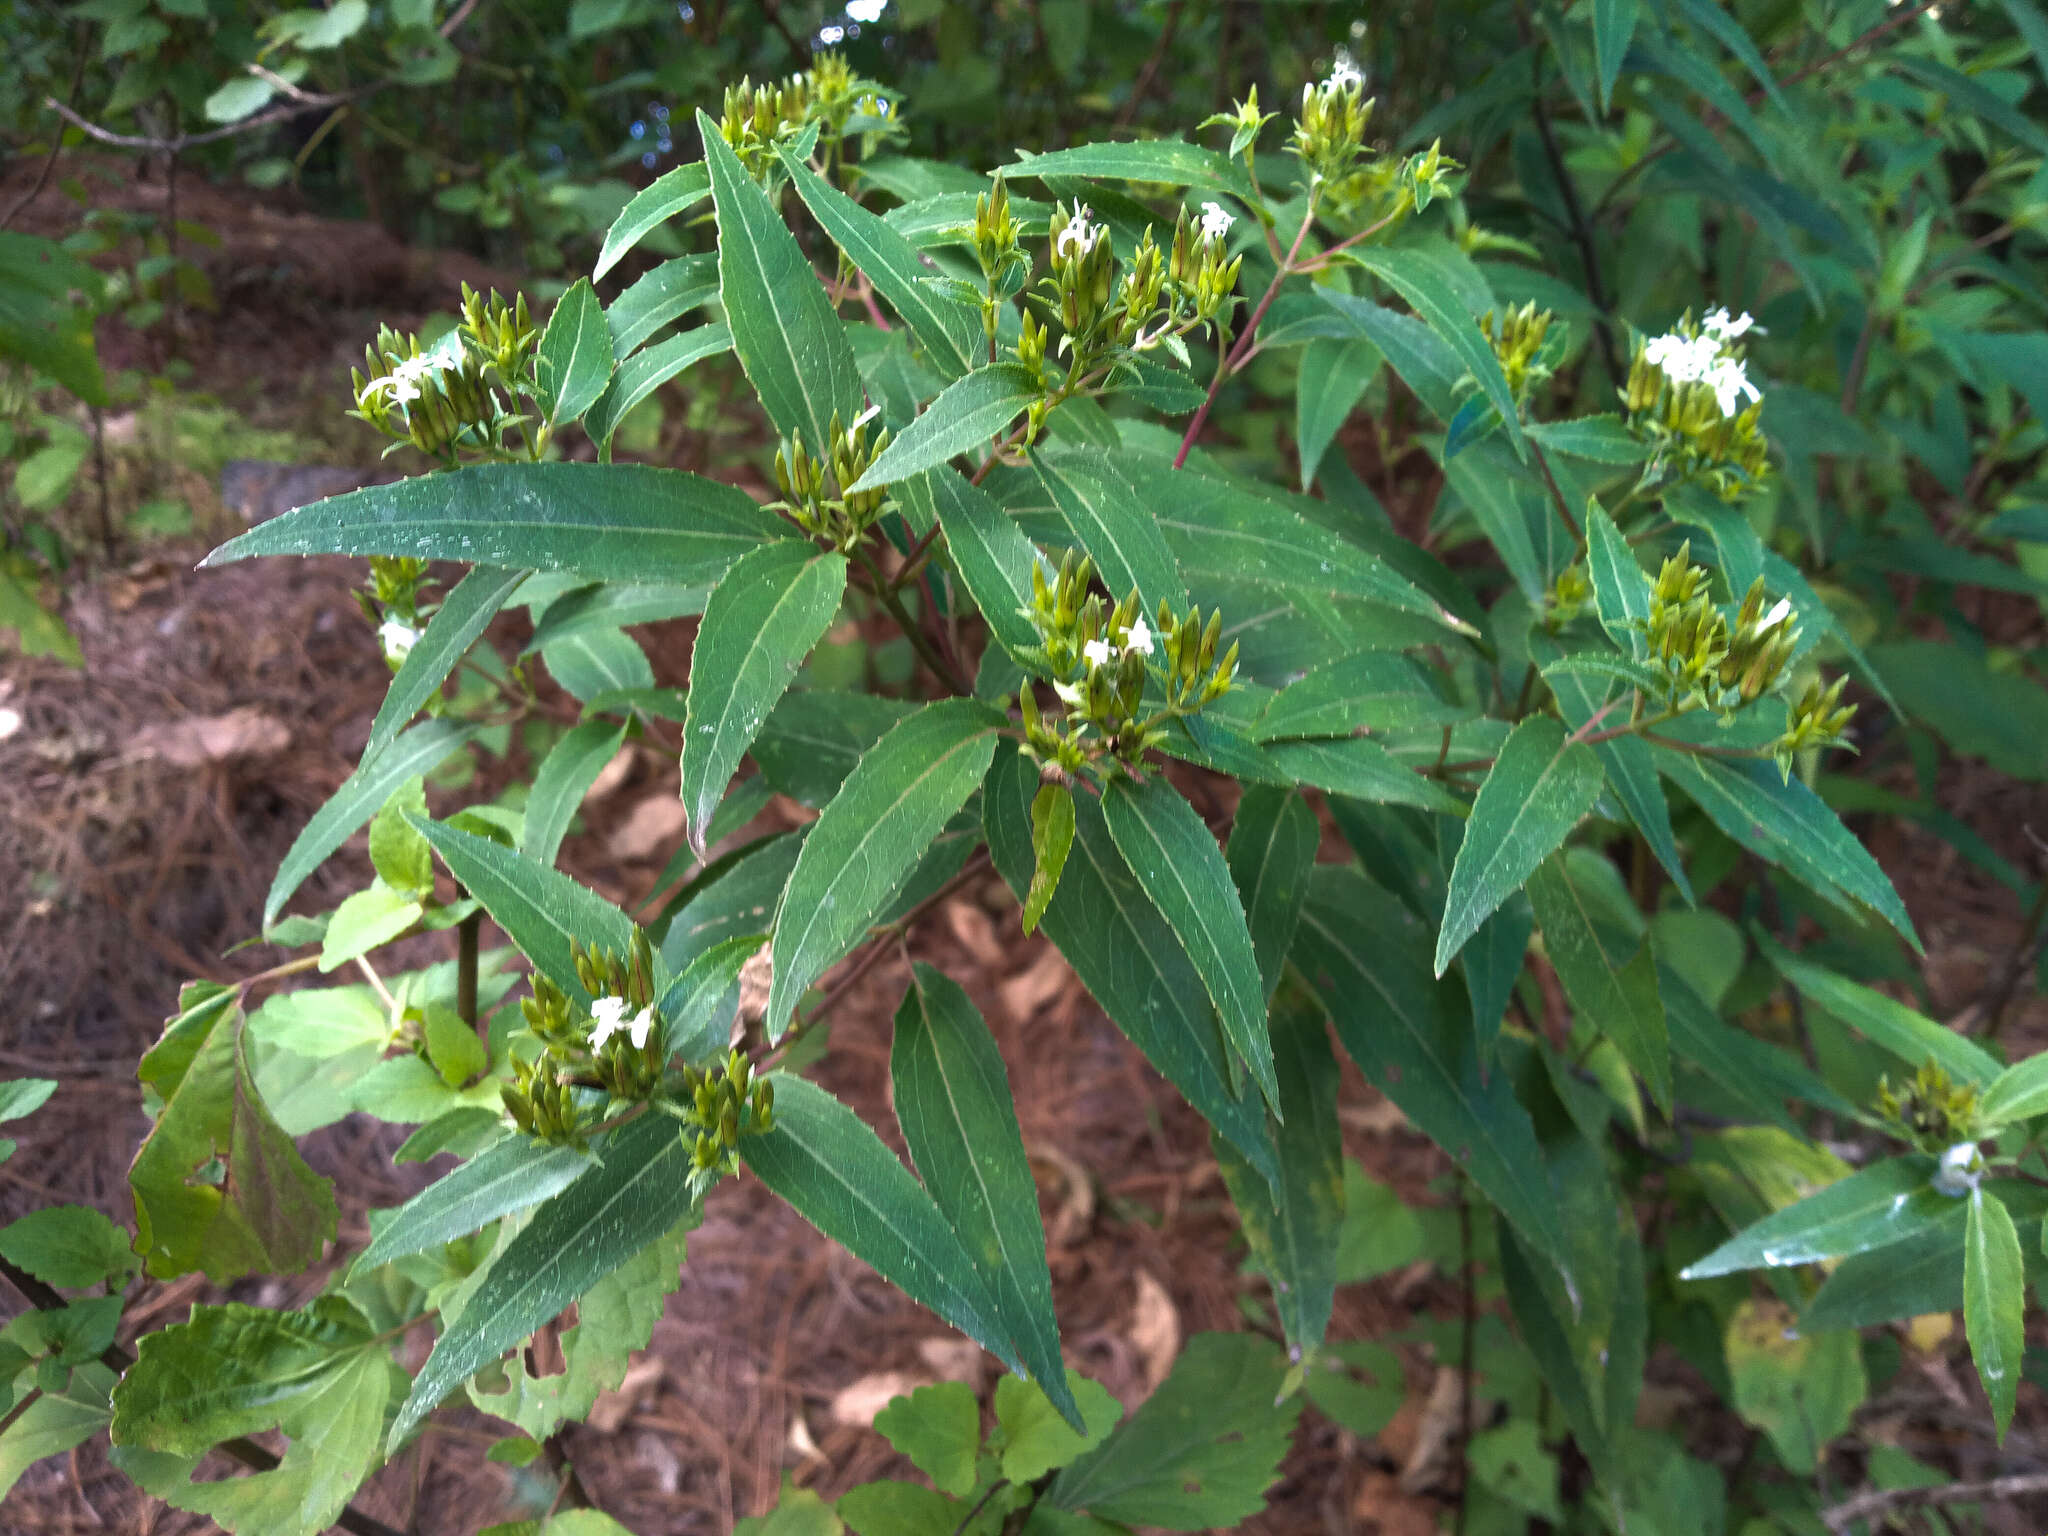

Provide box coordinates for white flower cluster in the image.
[1055,206,1102,260]
[1643,310,1762,418]
[1932,1140,1983,1198]
[588,995,656,1052]
[362,334,466,407]
[1197,201,1234,244]
[1326,49,1365,90]
[847,0,888,22]
[1081,618,1155,669]
[378,618,419,665]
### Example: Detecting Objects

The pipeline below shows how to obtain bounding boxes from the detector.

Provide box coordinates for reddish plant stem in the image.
[1173,207,1318,468]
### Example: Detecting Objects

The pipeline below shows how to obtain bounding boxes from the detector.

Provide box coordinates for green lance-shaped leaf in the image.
[1296,337,1380,490]
[1047,1332,1298,1529]
[765,699,1004,1037]
[1654,750,1919,949]
[1968,1186,2026,1439]
[1348,245,1526,460]
[130,998,337,1282]
[365,566,527,766]
[1105,775,1277,1111]
[1226,786,1317,1004]
[1214,990,1345,1357]
[1253,651,1467,742]
[1526,852,1672,1116]
[541,625,653,703]
[1762,938,1993,1085]
[892,964,1080,1428]
[1584,501,1647,655]
[351,1135,596,1275]
[594,162,710,282]
[521,720,628,868]
[848,364,1041,493]
[984,744,1279,1190]
[205,462,786,589]
[412,815,638,1005]
[583,324,733,458]
[1681,1157,1952,1279]
[535,278,614,426]
[1023,783,1075,934]
[389,1112,699,1448]
[751,692,914,808]
[1031,449,1189,618]
[1979,1053,2048,1131]
[1297,866,1571,1287]
[699,112,866,453]
[262,719,475,927]
[740,1073,1015,1371]
[1592,0,1640,111]
[1526,415,1648,464]
[778,149,981,379]
[656,934,764,1066]
[894,468,1042,667]
[1658,962,1856,1131]
[1436,716,1602,975]
[682,541,849,852]
[1005,137,1258,202]
[605,253,719,357]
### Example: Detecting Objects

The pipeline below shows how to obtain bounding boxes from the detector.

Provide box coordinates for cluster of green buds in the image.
[717,72,815,175]
[1046,202,1119,358]
[1640,547,1801,715]
[1622,310,1770,498]
[501,931,665,1146]
[771,408,892,548]
[677,1048,775,1172]
[460,283,539,385]
[1202,86,1279,161]
[1482,302,1557,400]
[1019,553,1236,772]
[352,324,493,461]
[1291,52,1373,196]
[1771,674,1858,776]
[1546,563,1592,626]
[1166,203,1243,327]
[356,556,429,670]
[1877,1060,1980,1155]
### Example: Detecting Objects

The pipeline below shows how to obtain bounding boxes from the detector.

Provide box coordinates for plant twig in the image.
[1821,1472,2048,1534]
[1453,1187,1477,1536]
[1113,0,1186,129]
[1529,82,1621,384]
[1,29,87,232]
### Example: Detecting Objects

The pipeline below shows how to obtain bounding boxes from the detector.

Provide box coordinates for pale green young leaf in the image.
[318,883,423,972]
[0,1079,57,1123]
[583,324,733,458]
[1213,991,1345,1356]
[605,253,718,357]
[1047,1333,1296,1529]
[0,1206,134,1290]
[593,162,709,282]
[682,542,849,851]
[1681,1158,1948,1278]
[351,1136,594,1275]
[522,720,627,867]
[1436,716,1602,975]
[1296,338,1380,490]
[1763,940,1993,1085]
[764,700,1003,1037]
[1965,1187,2024,1439]
[264,718,476,926]
[1979,1053,2048,1129]
[994,1371,1121,1483]
[368,779,433,897]
[1297,867,1570,1281]
[1224,785,1317,1002]
[1024,783,1076,934]
[735,1486,845,1536]
[983,745,1278,1191]
[779,150,981,379]
[1104,776,1276,1110]
[1253,651,1467,742]
[1006,138,1257,201]
[892,964,1077,1427]
[365,566,528,765]
[1724,1300,1864,1474]
[0,1363,115,1502]
[390,1112,701,1448]
[1032,449,1188,616]
[848,365,1040,493]
[701,112,866,453]
[1348,245,1526,459]
[412,815,639,1005]
[893,469,1042,667]
[873,1380,981,1496]
[535,278,613,426]
[1526,852,1671,1115]
[205,463,784,589]
[1526,414,1647,464]
[1583,501,1649,657]
[740,1074,1013,1369]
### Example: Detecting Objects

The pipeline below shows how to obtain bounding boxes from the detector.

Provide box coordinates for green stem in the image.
[854,547,971,694]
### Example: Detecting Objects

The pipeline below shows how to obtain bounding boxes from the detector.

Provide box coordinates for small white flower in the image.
[1325,49,1365,90]
[1121,617,1155,657]
[1706,355,1761,417]
[588,995,632,1048]
[378,619,419,664]
[1082,637,1115,668]
[391,354,434,385]
[1932,1141,1982,1198]
[847,0,888,22]
[626,1006,654,1049]
[1055,206,1101,260]
[1198,201,1235,245]
[1643,331,1717,384]
[1052,679,1086,707]
[1701,306,1757,342]
[1760,596,1795,630]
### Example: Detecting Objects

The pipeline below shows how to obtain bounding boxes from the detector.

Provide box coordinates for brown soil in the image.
[4,167,2046,1535]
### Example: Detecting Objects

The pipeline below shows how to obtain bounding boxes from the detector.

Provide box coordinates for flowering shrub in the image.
[6,5,2048,1535]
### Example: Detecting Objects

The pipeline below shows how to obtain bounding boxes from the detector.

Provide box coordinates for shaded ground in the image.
[4,162,2048,1533]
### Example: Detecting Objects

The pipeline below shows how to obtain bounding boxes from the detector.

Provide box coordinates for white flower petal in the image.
[1121,617,1155,656]
[1082,637,1115,667]
[378,619,419,663]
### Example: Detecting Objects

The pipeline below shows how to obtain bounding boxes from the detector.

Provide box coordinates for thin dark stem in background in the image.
[1531,93,1621,386]
[1453,1188,1477,1536]
[1,28,88,232]
[457,908,480,1028]
[1115,0,1187,129]
[1822,1473,2048,1534]
[0,1256,407,1536]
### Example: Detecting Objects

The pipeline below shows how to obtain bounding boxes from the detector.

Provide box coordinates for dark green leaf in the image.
[1681,1157,1947,1278]
[1348,245,1525,459]
[535,279,614,426]
[851,366,1040,492]
[741,1075,1012,1370]
[892,965,1078,1426]
[1295,338,1379,490]
[750,692,914,808]
[1031,449,1188,616]
[540,626,652,704]
[1253,651,1466,741]
[366,567,527,766]
[522,721,628,867]
[594,162,709,282]
[1583,501,1648,656]
[1225,785,1317,1002]
[765,700,1003,1036]
[1526,415,1647,464]
[352,1136,594,1274]
[655,934,762,1065]
[1006,138,1256,201]
[1262,735,1462,814]
[894,469,1042,667]
[658,831,801,973]
[1527,852,1671,1114]
[1763,939,1993,1084]
[583,325,733,457]
[682,542,848,849]
[605,255,718,357]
